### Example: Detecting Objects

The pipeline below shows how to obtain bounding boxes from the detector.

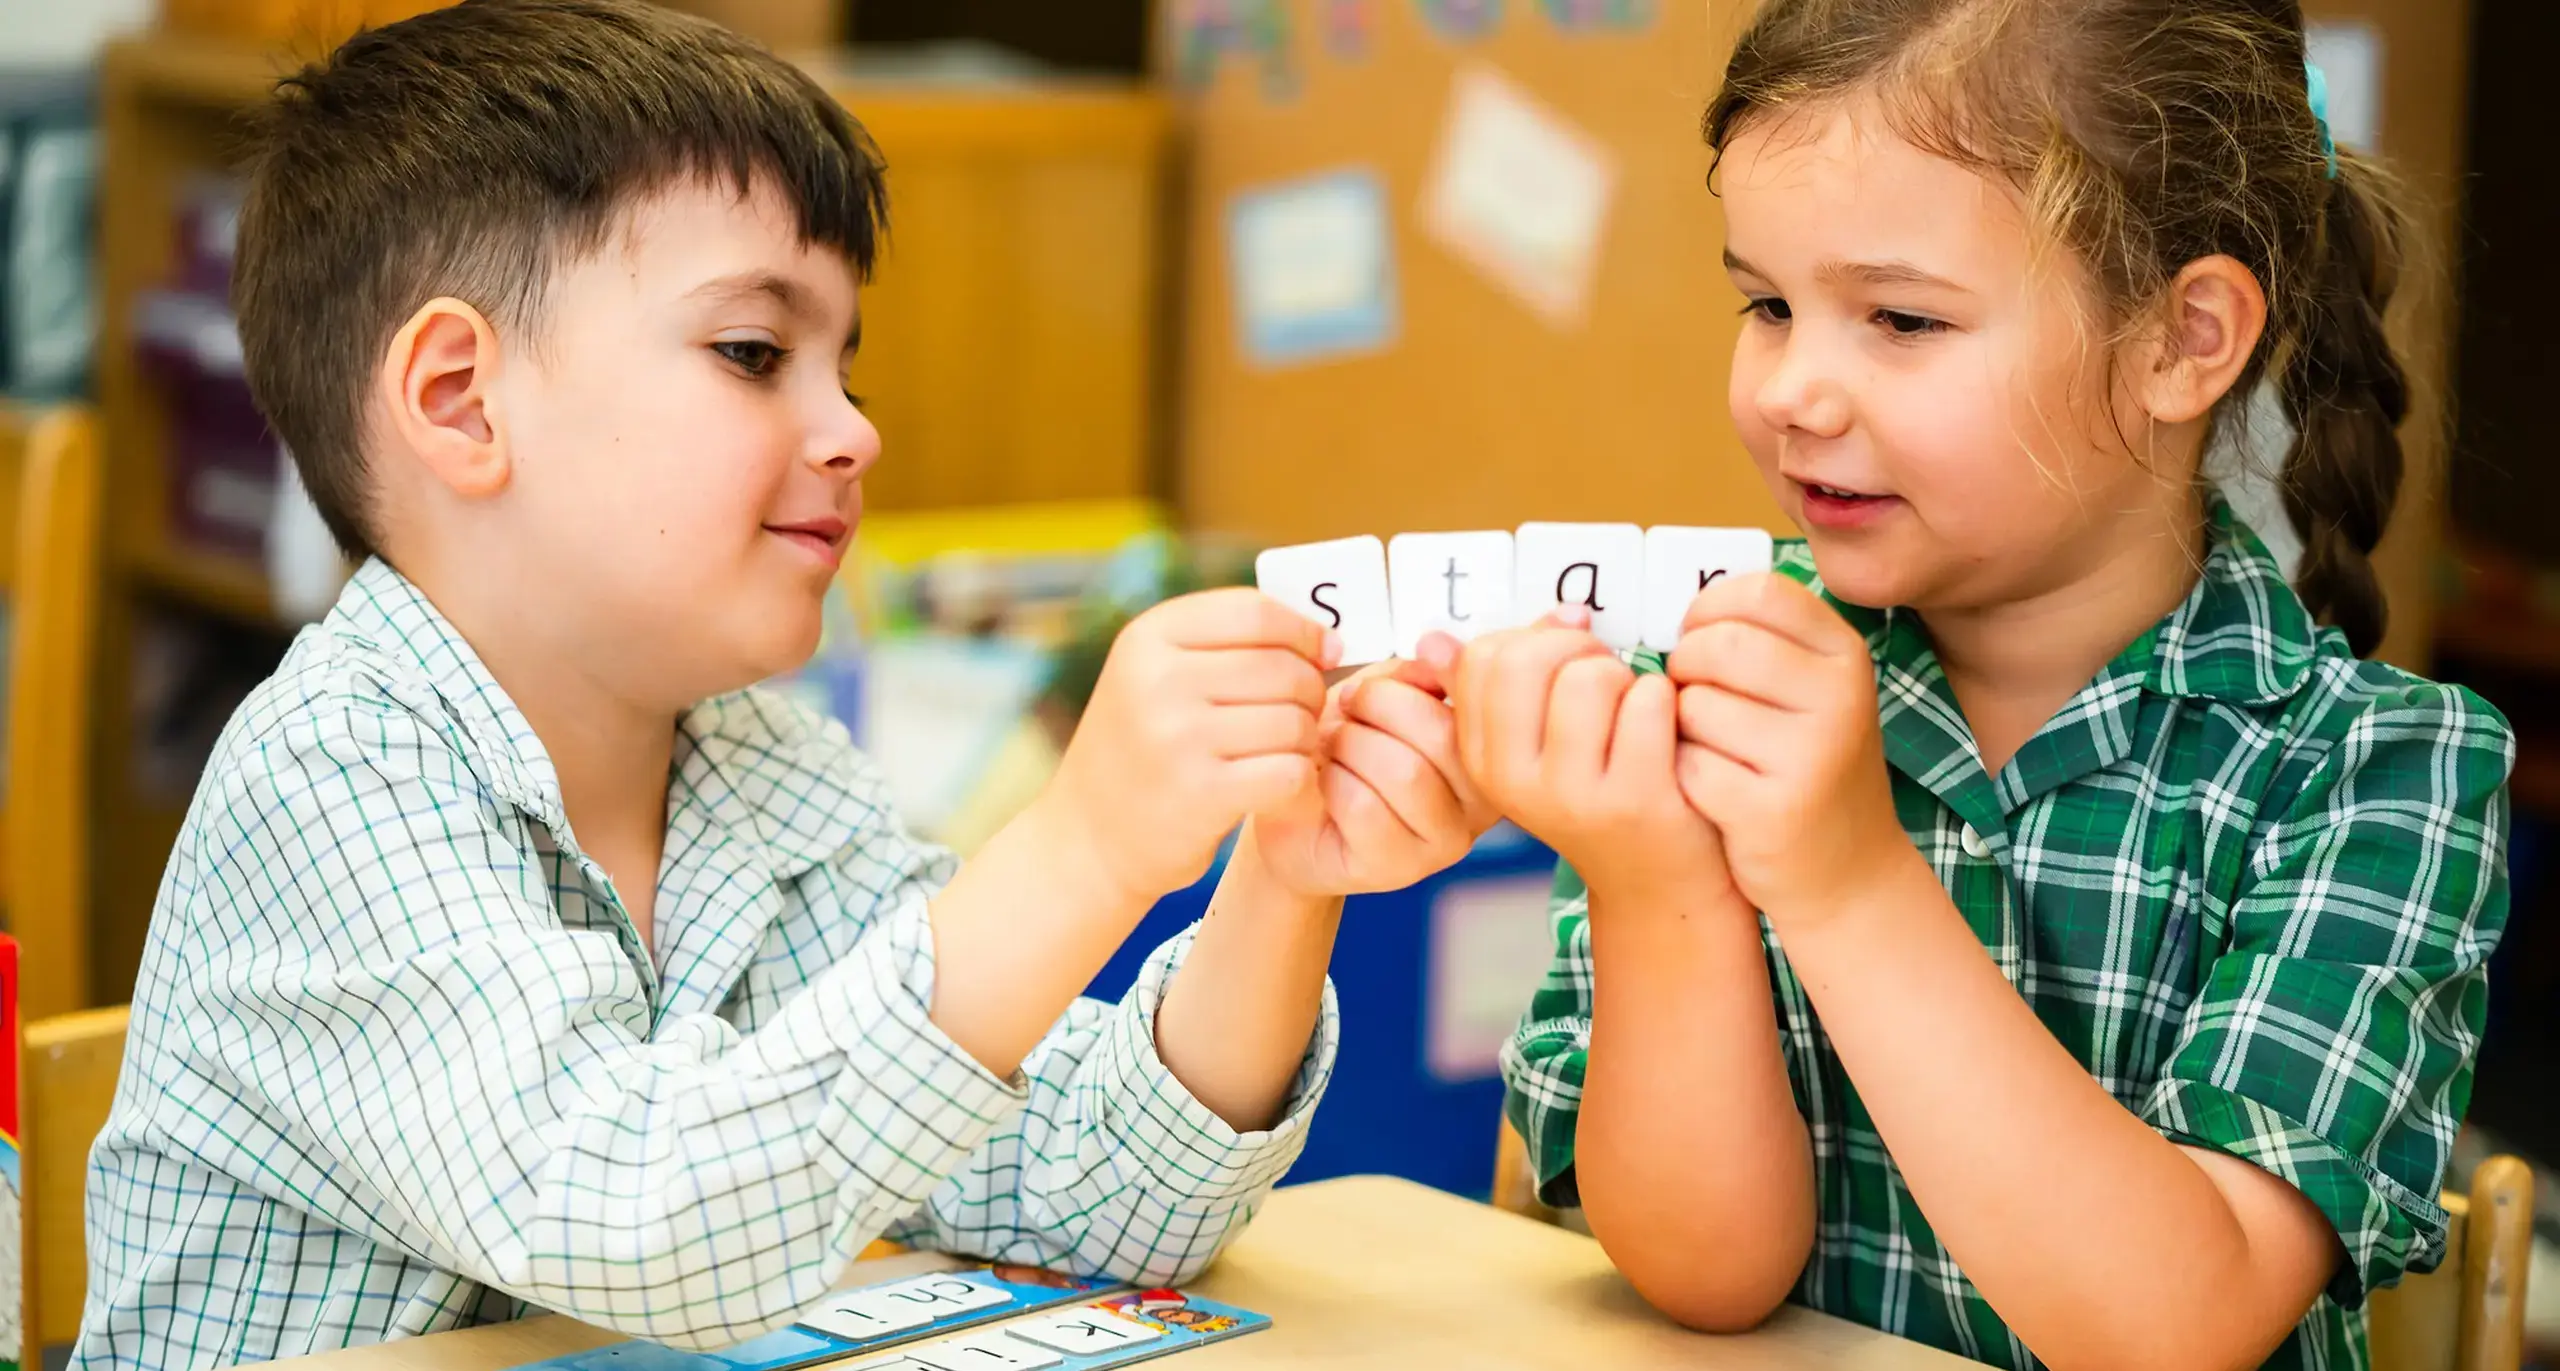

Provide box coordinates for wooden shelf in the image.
[2436,599,2560,682]
[105,29,297,112]
[124,541,276,626]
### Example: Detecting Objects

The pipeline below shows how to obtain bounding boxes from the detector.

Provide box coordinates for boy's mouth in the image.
[766,514,851,569]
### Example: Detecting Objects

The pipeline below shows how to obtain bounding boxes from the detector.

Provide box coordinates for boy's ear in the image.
[2132,254,2268,425]
[381,296,510,500]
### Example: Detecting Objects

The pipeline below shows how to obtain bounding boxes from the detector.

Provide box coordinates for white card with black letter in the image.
[1009,1310,1162,1355]
[1513,522,1644,649]
[1389,531,1514,657]
[798,1291,934,1341]
[1642,526,1776,651]
[1255,535,1392,665]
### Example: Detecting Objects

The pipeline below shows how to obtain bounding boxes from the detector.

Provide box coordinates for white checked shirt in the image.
[75,559,1338,1371]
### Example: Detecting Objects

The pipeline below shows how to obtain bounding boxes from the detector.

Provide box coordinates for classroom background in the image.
[0,0,2555,1367]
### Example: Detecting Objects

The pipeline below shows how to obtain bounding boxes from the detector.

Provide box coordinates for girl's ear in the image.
[2128,255,2268,424]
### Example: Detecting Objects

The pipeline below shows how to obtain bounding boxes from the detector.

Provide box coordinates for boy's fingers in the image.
[1166,587,1343,664]
[1192,648,1329,712]
[1225,751,1320,816]
[1207,702,1323,759]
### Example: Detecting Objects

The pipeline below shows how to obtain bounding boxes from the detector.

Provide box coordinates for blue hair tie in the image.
[2305,60,2340,180]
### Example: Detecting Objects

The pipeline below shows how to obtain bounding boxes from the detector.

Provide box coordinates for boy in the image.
[74,3,1491,1366]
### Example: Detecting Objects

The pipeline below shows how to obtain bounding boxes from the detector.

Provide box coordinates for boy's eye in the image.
[1741,296,1792,325]
[713,339,786,376]
[1876,309,1946,337]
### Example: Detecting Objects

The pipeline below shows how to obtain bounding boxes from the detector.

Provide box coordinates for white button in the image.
[1960,825,1993,859]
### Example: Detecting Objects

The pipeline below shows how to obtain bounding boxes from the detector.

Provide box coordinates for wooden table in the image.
[263,1176,1972,1370]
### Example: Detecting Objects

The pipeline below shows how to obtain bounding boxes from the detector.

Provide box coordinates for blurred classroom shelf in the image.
[85,23,1173,1001]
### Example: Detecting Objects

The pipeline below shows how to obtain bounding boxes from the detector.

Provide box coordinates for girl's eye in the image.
[1876,309,1946,337]
[713,340,786,377]
[1741,296,1793,325]
[843,390,867,410]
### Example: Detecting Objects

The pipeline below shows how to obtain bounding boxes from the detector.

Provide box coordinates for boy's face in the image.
[491,177,877,704]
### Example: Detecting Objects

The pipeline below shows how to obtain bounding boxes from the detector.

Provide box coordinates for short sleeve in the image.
[2140,682,2513,1308]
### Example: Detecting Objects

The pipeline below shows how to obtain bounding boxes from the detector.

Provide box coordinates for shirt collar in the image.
[2138,500,2322,707]
[323,558,862,880]
[1826,500,2326,830]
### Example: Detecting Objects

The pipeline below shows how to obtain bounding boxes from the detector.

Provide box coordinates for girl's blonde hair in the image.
[1707,0,2411,655]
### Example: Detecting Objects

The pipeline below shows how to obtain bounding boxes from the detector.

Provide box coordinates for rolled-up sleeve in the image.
[886,923,1339,1284]
[2140,683,2512,1307]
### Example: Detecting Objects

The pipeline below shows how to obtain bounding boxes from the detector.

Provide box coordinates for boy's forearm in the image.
[1576,873,1815,1333]
[1780,852,2330,1370]
[1153,822,1344,1132]
[926,793,1159,1077]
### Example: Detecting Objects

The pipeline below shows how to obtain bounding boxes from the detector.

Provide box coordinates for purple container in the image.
[135,289,276,561]
[169,177,243,300]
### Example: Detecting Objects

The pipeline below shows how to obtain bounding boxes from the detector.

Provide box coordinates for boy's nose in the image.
[818,400,883,480]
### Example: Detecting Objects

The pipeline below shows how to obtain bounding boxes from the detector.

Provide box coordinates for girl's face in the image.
[1720,98,2194,614]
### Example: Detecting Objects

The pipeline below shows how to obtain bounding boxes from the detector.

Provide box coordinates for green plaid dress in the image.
[1503,508,2512,1370]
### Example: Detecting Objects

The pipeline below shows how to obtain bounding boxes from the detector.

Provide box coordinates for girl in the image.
[1453,1,2513,1367]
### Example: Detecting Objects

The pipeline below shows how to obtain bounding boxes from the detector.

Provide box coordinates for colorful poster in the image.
[1171,0,1297,98]
[1229,169,1398,367]
[1539,0,1654,31]
[1416,0,1503,41]
[1325,0,1374,58]
[1420,64,1618,327]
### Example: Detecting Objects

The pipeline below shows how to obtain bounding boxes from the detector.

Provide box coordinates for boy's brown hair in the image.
[233,0,888,561]
[1709,0,2413,656]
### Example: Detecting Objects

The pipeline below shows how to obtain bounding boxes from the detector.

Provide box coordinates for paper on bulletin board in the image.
[1324,0,1372,57]
[2304,21,2383,154]
[1539,0,1655,32]
[1421,64,1617,329]
[1169,0,1296,98]
[1229,168,1398,367]
[1416,0,1504,41]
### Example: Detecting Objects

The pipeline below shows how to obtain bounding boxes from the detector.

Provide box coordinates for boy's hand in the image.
[1046,588,1338,905]
[1451,611,1738,907]
[1244,657,1498,898]
[1665,574,1910,929]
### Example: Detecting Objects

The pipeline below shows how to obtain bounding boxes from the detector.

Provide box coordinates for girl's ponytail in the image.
[2276,155,2410,659]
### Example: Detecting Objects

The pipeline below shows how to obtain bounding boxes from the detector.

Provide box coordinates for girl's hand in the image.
[1450,609,1740,908]
[1665,574,1911,930]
